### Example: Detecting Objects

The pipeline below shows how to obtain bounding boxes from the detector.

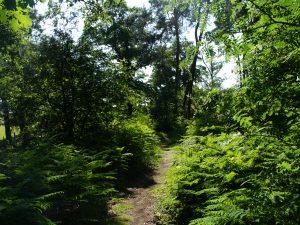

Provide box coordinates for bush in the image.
[114,115,160,176]
[156,131,300,225]
[188,88,237,136]
[0,143,116,225]
[0,115,161,224]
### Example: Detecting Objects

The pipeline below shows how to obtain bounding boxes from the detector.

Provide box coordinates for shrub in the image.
[0,143,116,225]
[114,115,160,176]
[188,88,237,136]
[156,131,300,225]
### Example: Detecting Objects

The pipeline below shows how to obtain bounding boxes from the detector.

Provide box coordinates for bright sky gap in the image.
[35,0,237,88]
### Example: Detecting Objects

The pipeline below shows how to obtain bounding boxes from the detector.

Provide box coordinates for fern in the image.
[156,131,300,225]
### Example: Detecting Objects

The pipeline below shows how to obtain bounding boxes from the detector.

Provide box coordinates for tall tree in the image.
[180,0,211,118]
[84,1,156,116]
[212,0,300,138]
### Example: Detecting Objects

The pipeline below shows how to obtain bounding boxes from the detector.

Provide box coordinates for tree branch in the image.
[248,0,300,28]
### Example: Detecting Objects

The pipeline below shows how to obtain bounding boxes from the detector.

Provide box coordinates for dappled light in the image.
[0,0,299,225]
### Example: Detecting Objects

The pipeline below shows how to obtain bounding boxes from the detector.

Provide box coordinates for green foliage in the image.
[107,198,133,225]
[212,0,300,138]
[0,117,160,224]
[114,115,160,175]
[0,0,40,31]
[0,126,4,139]
[157,1,300,220]
[0,2,162,222]
[156,132,300,225]
[188,88,237,135]
[0,126,19,140]
[0,143,117,225]
[1,0,299,225]
[150,46,179,132]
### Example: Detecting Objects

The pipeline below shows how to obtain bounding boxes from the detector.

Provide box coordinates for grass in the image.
[0,126,20,140]
[0,126,5,140]
[107,198,133,225]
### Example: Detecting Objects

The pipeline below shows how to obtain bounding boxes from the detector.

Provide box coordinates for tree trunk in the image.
[183,22,201,119]
[174,8,181,115]
[186,53,198,119]
[183,79,193,119]
[2,97,12,143]
[60,78,75,142]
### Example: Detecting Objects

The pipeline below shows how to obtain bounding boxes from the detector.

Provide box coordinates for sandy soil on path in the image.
[125,150,174,225]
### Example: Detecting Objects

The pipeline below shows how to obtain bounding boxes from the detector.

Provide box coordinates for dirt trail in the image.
[126,150,174,225]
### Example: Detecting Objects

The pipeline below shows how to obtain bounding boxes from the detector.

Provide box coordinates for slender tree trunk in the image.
[2,97,12,143]
[16,100,30,146]
[174,8,181,115]
[64,98,74,142]
[183,80,193,119]
[225,0,232,27]
[237,54,244,87]
[127,102,133,116]
[210,58,214,88]
[187,52,198,119]
[183,22,201,119]
[16,95,26,132]
[60,76,75,142]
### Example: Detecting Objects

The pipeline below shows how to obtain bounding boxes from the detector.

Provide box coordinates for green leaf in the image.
[277,161,292,173]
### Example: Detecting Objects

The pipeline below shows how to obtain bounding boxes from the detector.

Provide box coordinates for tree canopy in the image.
[0,0,299,224]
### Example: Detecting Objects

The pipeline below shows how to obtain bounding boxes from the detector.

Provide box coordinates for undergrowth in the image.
[0,115,160,225]
[107,198,133,225]
[156,131,300,225]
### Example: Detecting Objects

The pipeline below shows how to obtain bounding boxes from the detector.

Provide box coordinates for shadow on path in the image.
[124,150,174,225]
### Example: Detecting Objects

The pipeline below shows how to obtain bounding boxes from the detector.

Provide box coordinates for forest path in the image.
[125,149,174,225]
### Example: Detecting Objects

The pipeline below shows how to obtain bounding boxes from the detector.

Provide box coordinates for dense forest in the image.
[0,0,299,224]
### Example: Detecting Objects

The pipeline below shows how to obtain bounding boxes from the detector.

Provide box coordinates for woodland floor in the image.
[109,149,174,225]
